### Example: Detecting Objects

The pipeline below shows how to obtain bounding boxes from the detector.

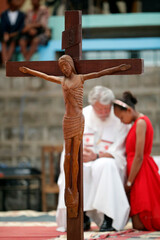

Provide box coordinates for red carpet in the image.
[1,226,160,240]
[0,226,65,240]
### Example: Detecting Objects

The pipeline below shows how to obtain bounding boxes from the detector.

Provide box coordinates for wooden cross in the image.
[6,10,143,240]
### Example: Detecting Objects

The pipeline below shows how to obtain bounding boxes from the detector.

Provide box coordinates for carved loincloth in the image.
[63,114,84,139]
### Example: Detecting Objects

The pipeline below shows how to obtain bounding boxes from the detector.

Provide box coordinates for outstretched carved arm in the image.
[82,64,131,82]
[19,67,62,84]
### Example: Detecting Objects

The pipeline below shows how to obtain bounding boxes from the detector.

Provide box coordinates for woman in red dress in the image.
[113,91,160,231]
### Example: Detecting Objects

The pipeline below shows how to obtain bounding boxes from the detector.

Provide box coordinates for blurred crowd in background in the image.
[0,0,160,66]
[0,0,51,65]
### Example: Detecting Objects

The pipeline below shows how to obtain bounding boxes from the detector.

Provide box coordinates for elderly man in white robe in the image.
[56,86,130,232]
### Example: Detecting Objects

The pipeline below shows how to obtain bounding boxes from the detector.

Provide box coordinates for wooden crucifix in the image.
[6,10,143,240]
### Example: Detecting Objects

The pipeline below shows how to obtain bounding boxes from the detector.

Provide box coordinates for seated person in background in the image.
[20,0,51,61]
[56,86,130,232]
[113,91,160,231]
[0,0,25,65]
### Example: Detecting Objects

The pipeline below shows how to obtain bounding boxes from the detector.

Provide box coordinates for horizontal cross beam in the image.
[6,58,143,77]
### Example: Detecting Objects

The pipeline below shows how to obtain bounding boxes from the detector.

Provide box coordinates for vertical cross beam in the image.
[62,11,82,60]
[62,10,84,240]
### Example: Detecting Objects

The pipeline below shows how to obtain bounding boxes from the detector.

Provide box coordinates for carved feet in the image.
[65,188,79,218]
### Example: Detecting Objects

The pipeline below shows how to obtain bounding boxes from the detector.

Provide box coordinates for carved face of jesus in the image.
[58,60,73,78]
[93,101,111,121]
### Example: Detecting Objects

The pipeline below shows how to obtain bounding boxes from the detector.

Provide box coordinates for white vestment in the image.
[56,105,130,231]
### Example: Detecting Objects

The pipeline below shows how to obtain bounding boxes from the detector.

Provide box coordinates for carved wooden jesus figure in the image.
[19,54,131,218]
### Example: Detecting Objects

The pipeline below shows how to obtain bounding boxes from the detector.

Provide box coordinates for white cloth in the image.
[8,11,18,25]
[56,105,130,231]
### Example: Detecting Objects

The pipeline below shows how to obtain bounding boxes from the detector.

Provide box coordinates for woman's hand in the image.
[125,183,131,201]
[125,183,131,194]
[19,66,28,73]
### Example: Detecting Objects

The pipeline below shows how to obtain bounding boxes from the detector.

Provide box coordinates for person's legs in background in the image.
[19,37,28,60]
[20,36,40,61]
[1,40,16,65]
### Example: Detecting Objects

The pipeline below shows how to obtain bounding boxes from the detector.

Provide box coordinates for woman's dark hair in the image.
[113,91,138,110]
[122,91,137,109]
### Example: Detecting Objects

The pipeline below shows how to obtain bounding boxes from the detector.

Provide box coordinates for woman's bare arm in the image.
[127,119,146,186]
[19,67,62,84]
[82,64,131,82]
